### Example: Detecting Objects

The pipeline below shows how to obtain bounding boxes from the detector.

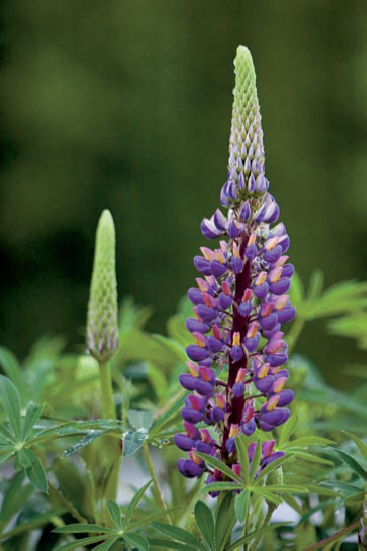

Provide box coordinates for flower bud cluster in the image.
[175,47,296,492]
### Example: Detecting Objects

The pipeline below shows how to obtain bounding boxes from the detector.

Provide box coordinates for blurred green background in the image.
[0,0,366,384]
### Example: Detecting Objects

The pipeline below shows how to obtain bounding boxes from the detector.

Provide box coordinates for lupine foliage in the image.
[0,47,366,550]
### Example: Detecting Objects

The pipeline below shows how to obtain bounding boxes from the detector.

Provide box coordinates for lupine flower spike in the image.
[175,46,296,489]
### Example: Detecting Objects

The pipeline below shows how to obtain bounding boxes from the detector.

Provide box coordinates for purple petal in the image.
[186,345,209,362]
[277,306,296,324]
[179,373,196,391]
[194,256,212,275]
[194,379,214,396]
[196,304,218,322]
[174,434,195,451]
[186,318,209,334]
[218,292,232,310]
[181,407,204,424]
[259,313,278,331]
[207,336,223,353]
[269,277,291,295]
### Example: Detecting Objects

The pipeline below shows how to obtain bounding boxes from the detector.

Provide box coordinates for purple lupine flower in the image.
[176,46,296,492]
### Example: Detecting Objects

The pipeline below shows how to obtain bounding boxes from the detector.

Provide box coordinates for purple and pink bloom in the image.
[175,46,296,492]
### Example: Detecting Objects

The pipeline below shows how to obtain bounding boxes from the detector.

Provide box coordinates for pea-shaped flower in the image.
[176,46,295,490]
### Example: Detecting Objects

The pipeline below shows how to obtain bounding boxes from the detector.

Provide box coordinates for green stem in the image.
[49,481,88,524]
[143,442,172,525]
[98,361,116,420]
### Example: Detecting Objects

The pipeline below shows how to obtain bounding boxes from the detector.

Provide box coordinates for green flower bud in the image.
[86,210,119,362]
[229,46,265,183]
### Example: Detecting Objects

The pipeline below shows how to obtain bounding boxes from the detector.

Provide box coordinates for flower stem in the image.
[143,442,172,524]
[98,361,116,421]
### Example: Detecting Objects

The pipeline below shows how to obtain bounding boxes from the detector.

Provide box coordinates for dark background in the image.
[0,1,366,384]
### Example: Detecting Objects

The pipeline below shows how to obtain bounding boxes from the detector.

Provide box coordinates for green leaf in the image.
[64,430,106,456]
[250,439,262,481]
[341,430,367,461]
[22,402,44,441]
[0,375,22,441]
[235,489,250,524]
[123,429,149,457]
[307,270,324,299]
[124,532,150,551]
[234,434,250,486]
[253,455,292,486]
[195,453,242,484]
[1,508,66,539]
[127,409,154,430]
[55,535,113,550]
[93,540,118,551]
[0,471,32,523]
[107,500,122,530]
[0,346,22,389]
[148,538,198,550]
[289,272,304,309]
[287,449,334,466]
[149,391,186,438]
[215,492,236,550]
[330,447,367,480]
[0,451,15,464]
[0,422,16,442]
[229,522,290,549]
[194,500,214,548]
[283,437,335,448]
[201,482,241,494]
[304,484,341,497]
[18,448,33,468]
[24,451,49,493]
[54,523,113,533]
[252,487,282,505]
[151,522,206,550]
[278,414,299,447]
[125,480,152,524]
[263,484,308,494]
[129,509,180,531]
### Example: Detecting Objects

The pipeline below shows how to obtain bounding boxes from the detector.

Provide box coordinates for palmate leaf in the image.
[151,522,206,550]
[148,390,186,439]
[22,402,45,441]
[194,500,214,549]
[201,482,240,495]
[63,429,106,456]
[229,522,290,549]
[195,453,242,484]
[23,451,49,493]
[54,523,114,534]
[329,447,367,480]
[124,479,152,524]
[123,532,150,550]
[123,428,149,457]
[107,500,123,530]
[148,538,198,550]
[341,430,367,461]
[55,535,115,550]
[0,375,22,441]
[2,510,66,541]
[234,434,250,486]
[277,414,299,447]
[253,455,292,486]
[235,489,250,523]
[250,439,262,481]
[0,346,23,390]
[215,492,236,551]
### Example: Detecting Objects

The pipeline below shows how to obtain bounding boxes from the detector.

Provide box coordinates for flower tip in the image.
[234,45,255,73]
